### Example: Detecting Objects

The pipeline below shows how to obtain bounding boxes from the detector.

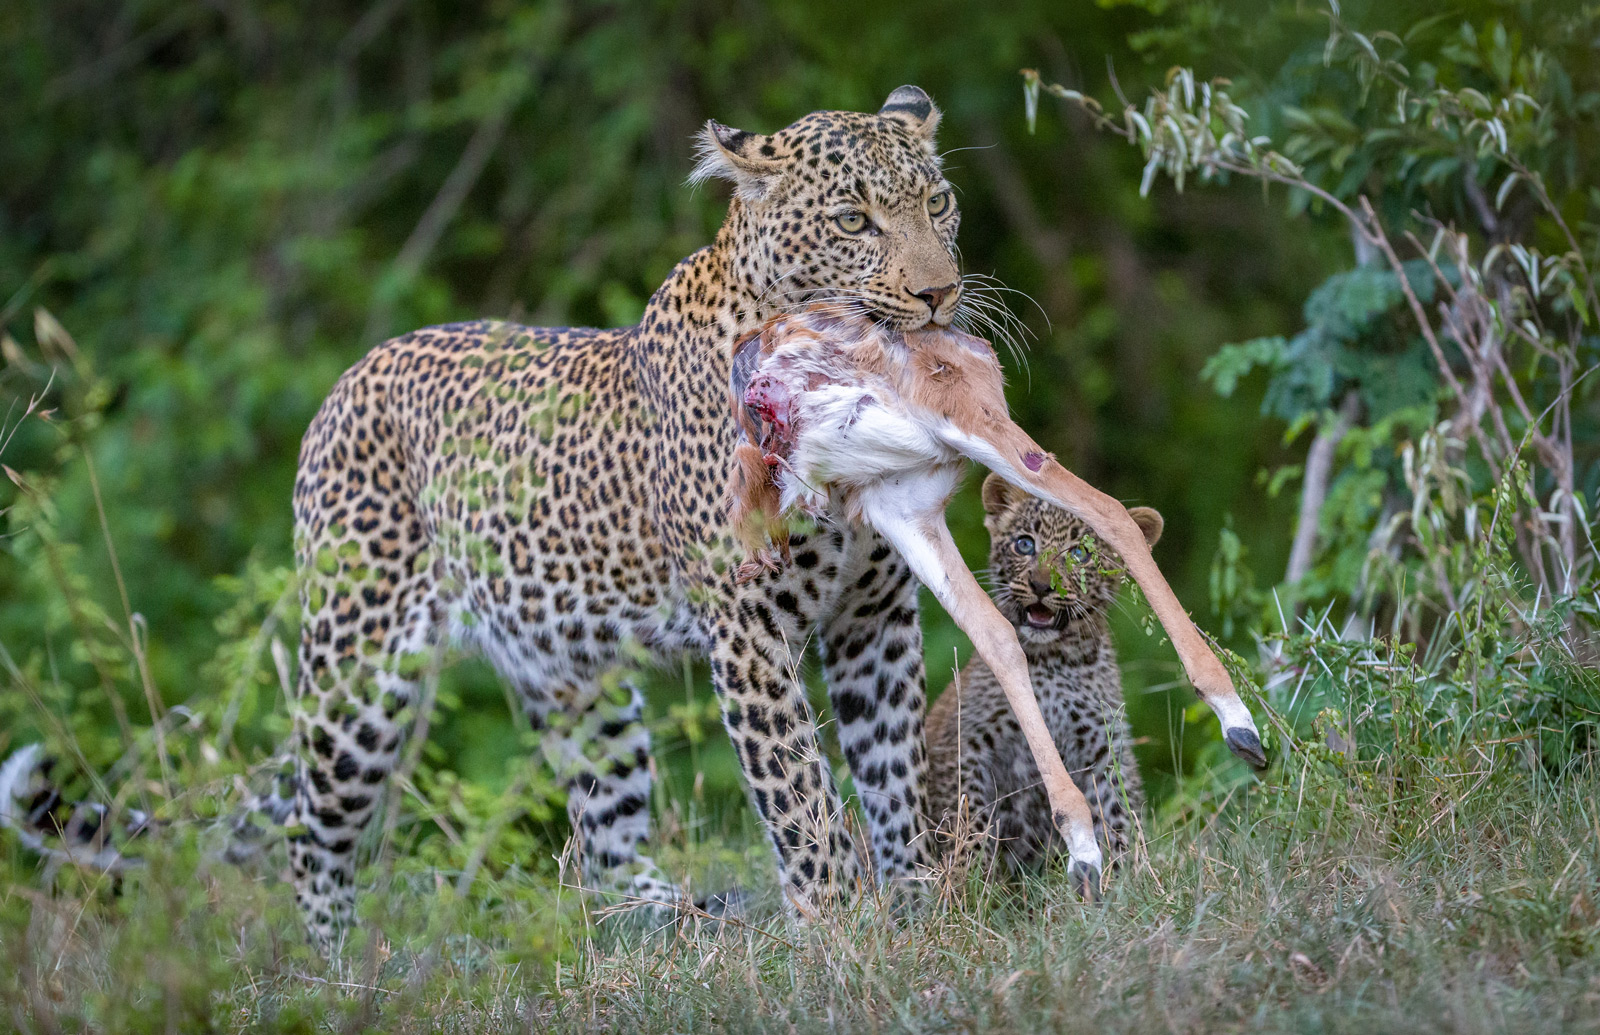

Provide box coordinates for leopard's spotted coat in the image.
[287,86,965,942]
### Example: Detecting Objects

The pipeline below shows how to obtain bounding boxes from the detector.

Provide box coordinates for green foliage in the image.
[1203,260,1442,423]
[1262,464,1600,777]
[1033,0,1600,628]
[1206,518,1255,640]
[4,2,1599,1026]
[1031,0,1600,828]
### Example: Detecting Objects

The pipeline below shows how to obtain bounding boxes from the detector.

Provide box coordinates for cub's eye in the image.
[1068,545,1089,563]
[1013,535,1036,556]
[927,190,952,217]
[834,211,869,234]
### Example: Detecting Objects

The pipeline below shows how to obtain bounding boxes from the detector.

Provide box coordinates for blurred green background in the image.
[1,0,1371,821]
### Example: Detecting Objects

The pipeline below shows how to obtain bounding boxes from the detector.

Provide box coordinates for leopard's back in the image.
[293,320,699,690]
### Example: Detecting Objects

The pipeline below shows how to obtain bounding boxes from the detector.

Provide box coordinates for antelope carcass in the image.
[726,309,1266,891]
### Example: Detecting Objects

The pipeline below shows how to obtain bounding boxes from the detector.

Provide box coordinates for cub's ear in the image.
[879,85,941,145]
[1128,506,1164,548]
[981,472,1017,518]
[688,120,785,201]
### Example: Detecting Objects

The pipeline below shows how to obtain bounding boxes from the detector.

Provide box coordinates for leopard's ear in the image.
[1128,506,1164,548]
[981,473,1017,519]
[689,121,785,201]
[879,85,941,144]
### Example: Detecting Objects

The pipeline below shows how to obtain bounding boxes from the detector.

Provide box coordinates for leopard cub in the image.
[927,474,1162,876]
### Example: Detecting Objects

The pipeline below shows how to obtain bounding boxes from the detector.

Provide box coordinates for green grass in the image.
[5,724,1598,1034]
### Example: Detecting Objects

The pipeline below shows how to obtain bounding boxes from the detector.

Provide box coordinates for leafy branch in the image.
[1024,4,1598,629]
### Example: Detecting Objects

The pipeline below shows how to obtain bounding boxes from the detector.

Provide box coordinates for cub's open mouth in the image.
[1024,603,1056,629]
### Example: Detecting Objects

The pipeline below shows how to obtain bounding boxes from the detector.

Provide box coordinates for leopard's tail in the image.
[0,743,153,872]
[0,743,302,873]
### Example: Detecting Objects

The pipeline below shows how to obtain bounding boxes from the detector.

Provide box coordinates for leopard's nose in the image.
[909,282,958,315]
[1029,575,1053,600]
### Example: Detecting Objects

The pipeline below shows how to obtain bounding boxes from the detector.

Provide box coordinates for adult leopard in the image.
[288,87,966,942]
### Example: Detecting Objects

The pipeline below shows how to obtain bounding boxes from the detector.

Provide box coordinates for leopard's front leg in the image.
[820,536,934,894]
[708,587,865,915]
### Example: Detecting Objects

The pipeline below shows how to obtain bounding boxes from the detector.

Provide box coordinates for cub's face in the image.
[980,474,1164,645]
[691,86,962,330]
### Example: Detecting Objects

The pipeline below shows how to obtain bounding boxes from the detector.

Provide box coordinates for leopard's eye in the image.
[1014,535,1036,556]
[1068,545,1089,563]
[927,190,952,217]
[834,211,869,234]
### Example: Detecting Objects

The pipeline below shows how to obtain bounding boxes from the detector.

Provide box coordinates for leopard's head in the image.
[692,86,962,330]
[980,474,1164,645]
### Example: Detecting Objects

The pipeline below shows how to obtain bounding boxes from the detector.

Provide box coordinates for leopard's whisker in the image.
[951,287,1032,370]
[956,285,1032,345]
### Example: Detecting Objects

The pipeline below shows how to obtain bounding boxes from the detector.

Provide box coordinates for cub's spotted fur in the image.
[927,474,1160,874]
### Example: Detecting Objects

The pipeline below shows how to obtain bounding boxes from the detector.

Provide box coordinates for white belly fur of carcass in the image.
[776,383,966,517]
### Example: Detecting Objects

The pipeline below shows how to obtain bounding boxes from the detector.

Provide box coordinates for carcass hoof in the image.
[1068,859,1102,902]
[1225,727,1269,770]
